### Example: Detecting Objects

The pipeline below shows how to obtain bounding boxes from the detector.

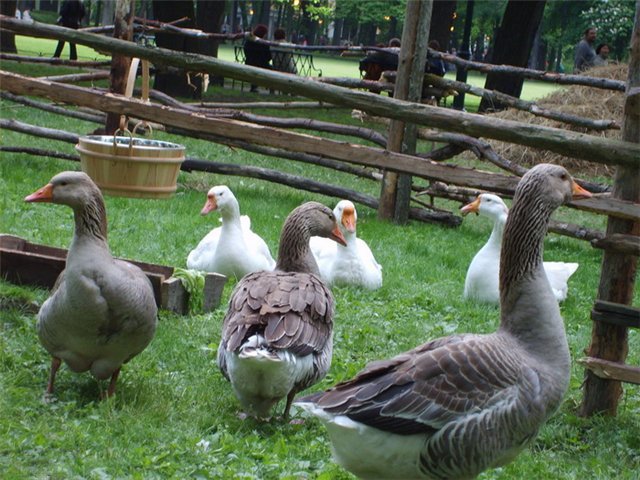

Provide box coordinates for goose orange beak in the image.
[330,224,347,246]
[341,208,356,233]
[25,183,54,203]
[201,196,217,215]
[571,182,592,200]
[460,197,481,216]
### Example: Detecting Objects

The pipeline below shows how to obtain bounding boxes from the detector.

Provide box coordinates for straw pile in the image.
[479,63,628,177]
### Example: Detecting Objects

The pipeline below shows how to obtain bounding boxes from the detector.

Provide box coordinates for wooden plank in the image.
[2,17,640,168]
[578,357,640,385]
[0,249,64,289]
[591,234,640,256]
[0,234,26,250]
[203,273,227,312]
[1,74,637,223]
[161,277,189,315]
[581,4,640,417]
[572,196,640,222]
[0,235,180,312]
[591,300,640,328]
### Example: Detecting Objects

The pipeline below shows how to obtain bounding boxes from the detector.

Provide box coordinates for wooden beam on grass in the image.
[2,16,639,168]
[0,52,110,67]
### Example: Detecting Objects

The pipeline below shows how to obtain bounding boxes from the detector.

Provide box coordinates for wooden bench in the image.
[233,45,322,90]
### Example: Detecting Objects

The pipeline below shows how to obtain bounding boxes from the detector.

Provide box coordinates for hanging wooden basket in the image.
[76,130,185,199]
[76,58,185,199]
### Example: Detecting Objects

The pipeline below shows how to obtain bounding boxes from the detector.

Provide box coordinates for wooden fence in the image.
[0,14,638,416]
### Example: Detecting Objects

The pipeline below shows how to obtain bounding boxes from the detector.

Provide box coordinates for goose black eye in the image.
[60,182,68,186]
[560,173,568,181]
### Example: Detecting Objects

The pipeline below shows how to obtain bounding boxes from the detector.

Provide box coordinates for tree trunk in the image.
[101,0,116,26]
[478,0,546,112]
[528,21,546,70]
[429,0,458,52]
[152,0,198,98]
[580,2,640,417]
[230,0,239,33]
[0,1,18,54]
[257,0,271,28]
[331,18,343,45]
[195,0,226,88]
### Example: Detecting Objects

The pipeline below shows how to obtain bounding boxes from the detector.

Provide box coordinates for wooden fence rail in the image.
[1,16,639,168]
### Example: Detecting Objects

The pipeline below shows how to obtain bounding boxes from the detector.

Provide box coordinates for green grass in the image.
[1,58,638,480]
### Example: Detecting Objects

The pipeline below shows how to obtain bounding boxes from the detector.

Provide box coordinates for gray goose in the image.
[296,164,591,479]
[25,171,157,398]
[217,201,346,419]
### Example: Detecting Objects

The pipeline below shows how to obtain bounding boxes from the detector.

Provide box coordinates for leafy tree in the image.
[334,0,405,45]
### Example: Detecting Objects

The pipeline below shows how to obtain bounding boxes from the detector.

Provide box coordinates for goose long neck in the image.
[220,200,241,224]
[488,213,507,247]
[71,193,108,249]
[276,214,318,274]
[498,190,568,365]
[499,197,551,300]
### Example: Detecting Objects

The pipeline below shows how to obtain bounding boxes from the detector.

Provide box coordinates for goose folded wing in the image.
[223,271,334,356]
[304,335,534,435]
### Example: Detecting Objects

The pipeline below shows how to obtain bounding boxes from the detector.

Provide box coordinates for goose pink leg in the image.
[105,368,121,398]
[46,357,62,394]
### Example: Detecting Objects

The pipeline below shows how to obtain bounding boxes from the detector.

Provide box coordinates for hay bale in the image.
[478,63,628,177]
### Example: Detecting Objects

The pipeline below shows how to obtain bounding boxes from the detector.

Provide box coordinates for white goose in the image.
[218,202,347,419]
[186,185,275,279]
[296,164,591,479]
[461,193,579,303]
[25,171,157,398]
[310,200,382,290]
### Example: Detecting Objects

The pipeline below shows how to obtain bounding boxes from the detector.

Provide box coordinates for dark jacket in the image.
[58,0,85,29]
[243,37,272,70]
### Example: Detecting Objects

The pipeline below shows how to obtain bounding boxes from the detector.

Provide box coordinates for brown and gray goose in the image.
[25,171,157,398]
[217,201,346,419]
[296,164,591,479]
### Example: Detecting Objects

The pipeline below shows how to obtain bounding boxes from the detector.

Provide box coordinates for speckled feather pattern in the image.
[297,165,576,479]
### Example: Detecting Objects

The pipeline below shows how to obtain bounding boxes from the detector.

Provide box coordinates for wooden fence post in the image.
[105,0,134,134]
[580,2,640,416]
[379,0,432,223]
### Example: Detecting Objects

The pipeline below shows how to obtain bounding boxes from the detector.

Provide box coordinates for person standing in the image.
[243,24,271,92]
[53,0,85,60]
[573,27,597,72]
